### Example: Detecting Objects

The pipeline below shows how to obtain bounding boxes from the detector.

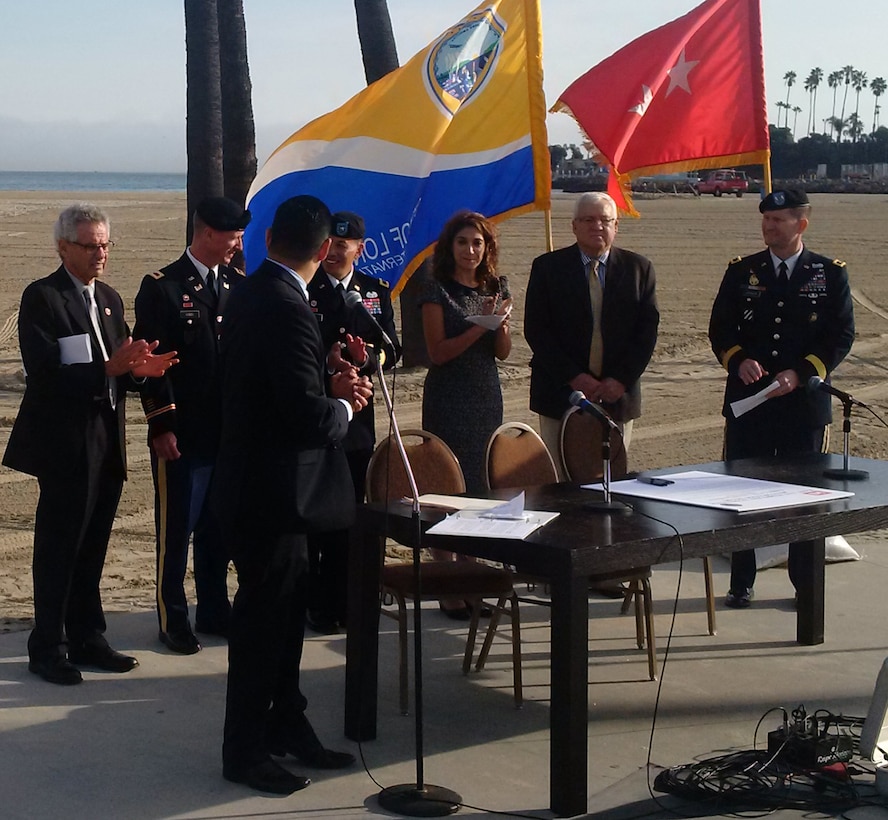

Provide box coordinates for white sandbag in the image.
[755,536,860,570]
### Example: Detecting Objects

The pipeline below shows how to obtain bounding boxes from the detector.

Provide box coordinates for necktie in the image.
[83,289,116,407]
[587,259,604,377]
[206,268,217,297]
[775,260,788,298]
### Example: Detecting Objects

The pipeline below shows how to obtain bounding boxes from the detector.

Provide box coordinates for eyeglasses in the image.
[575,216,616,226]
[69,240,115,253]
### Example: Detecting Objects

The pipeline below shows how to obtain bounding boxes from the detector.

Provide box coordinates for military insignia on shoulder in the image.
[728,256,743,265]
[833,259,846,267]
[232,267,246,277]
[149,271,164,280]
[377,278,390,289]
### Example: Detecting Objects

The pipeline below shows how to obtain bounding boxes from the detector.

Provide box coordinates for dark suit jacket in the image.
[3,266,134,480]
[525,244,659,421]
[133,253,244,458]
[212,259,351,538]
[308,269,401,453]
[708,247,855,429]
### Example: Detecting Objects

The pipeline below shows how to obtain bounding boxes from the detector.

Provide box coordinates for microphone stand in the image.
[587,417,631,514]
[824,399,869,481]
[372,352,462,817]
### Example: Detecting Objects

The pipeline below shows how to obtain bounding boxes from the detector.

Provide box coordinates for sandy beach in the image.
[2,190,887,629]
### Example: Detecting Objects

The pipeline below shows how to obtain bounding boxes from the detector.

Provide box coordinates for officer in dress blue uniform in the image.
[708,189,855,608]
[133,197,251,653]
[305,211,401,633]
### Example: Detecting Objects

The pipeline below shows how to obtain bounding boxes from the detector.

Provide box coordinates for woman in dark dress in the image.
[419,211,512,618]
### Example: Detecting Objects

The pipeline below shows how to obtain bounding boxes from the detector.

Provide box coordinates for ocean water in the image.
[0,170,186,192]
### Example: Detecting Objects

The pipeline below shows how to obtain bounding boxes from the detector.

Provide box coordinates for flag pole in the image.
[762,150,773,195]
[544,208,553,252]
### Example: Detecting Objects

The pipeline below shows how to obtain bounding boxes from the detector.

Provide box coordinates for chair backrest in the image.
[559,406,628,483]
[366,429,466,503]
[484,422,558,491]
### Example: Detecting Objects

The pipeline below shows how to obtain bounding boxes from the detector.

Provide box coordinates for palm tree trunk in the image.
[218,0,257,211]
[352,0,429,367]
[185,0,225,244]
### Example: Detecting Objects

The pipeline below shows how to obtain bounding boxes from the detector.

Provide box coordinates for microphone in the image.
[343,290,395,348]
[568,390,620,430]
[807,376,866,407]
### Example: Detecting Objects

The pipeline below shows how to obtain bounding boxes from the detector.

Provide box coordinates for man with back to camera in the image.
[213,195,373,794]
[305,210,401,634]
[3,202,177,685]
[525,191,660,479]
[708,188,855,609]
[133,197,251,655]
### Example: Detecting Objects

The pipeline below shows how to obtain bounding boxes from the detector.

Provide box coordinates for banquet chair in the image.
[559,406,717,639]
[366,429,522,714]
[482,421,657,681]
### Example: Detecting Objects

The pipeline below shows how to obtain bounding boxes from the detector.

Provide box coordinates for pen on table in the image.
[636,476,674,486]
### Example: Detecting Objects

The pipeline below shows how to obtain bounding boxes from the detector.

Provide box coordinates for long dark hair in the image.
[431,210,500,293]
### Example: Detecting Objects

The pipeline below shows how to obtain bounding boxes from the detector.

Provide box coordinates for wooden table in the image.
[345,454,888,816]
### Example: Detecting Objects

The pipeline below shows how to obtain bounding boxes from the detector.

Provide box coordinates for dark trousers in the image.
[28,407,122,661]
[151,452,230,634]
[223,528,309,771]
[725,409,825,593]
[306,448,370,623]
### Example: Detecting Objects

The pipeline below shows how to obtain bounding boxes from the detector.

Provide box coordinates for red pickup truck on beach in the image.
[694,169,748,197]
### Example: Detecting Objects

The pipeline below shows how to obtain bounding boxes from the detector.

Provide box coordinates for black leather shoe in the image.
[305,610,339,635]
[159,629,202,655]
[195,622,229,639]
[725,589,753,609]
[223,759,311,794]
[69,643,139,673]
[28,656,83,685]
[269,715,356,769]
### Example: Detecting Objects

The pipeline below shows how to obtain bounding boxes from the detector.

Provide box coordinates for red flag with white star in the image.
[552,0,769,214]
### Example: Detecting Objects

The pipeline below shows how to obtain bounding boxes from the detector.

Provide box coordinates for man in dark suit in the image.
[305,210,401,634]
[213,195,372,795]
[133,197,251,655]
[525,191,660,479]
[709,188,855,608]
[3,203,177,686]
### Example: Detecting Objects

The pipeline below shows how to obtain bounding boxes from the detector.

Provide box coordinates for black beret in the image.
[195,197,251,231]
[331,211,365,239]
[759,188,809,213]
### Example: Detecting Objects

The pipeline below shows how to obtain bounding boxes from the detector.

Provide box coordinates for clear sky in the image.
[1,0,883,172]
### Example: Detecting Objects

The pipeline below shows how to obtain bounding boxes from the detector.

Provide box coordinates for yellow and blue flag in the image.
[244,0,550,295]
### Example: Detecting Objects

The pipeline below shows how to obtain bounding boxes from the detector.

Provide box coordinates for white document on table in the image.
[585,470,854,512]
[58,333,93,365]
[426,491,558,539]
[427,509,559,539]
[730,379,780,417]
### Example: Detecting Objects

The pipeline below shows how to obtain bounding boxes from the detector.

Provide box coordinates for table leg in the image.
[789,538,825,645]
[345,525,382,740]
[549,569,591,816]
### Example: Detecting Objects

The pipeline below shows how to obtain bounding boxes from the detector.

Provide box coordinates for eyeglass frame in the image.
[66,240,115,254]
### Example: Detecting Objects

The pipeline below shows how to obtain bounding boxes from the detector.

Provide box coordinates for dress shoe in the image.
[438,601,471,620]
[588,580,628,599]
[223,758,311,794]
[28,656,83,686]
[195,622,229,639]
[268,714,356,769]
[725,588,753,609]
[69,643,139,673]
[159,628,202,655]
[305,610,339,635]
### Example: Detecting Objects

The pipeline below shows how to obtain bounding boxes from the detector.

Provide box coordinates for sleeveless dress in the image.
[419,275,510,494]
